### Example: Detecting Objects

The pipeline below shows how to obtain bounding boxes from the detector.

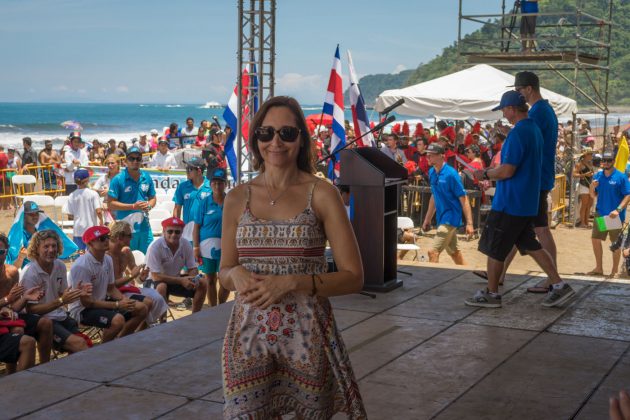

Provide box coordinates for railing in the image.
[0,165,66,199]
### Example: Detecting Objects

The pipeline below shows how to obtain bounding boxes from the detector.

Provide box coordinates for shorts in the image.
[52,317,80,347]
[73,236,86,251]
[201,258,219,274]
[18,313,42,338]
[577,184,590,196]
[0,333,23,364]
[80,308,131,329]
[161,283,196,299]
[520,15,537,35]
[478,210,542,261]
[397,228,405,244]
[42,169,57,191]
[532,190,550,228]
[432,224,459,255]
[65,184,77,195]
[592,213,622,242]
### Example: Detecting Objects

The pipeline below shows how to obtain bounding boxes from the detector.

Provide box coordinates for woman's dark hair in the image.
[118,141,127,152]
[249,96,314,173]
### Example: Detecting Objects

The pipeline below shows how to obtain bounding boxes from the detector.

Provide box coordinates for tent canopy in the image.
[375,64,577,120]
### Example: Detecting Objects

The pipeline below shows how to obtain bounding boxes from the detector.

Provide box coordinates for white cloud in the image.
[276,73,325,103]
[115,85,129,93]
[392,64,407,74]
[52,85,68,92]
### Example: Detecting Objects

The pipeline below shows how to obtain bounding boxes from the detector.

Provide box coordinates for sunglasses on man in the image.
[254,126,301,143]
[166,230,182,235]
[127,156,142,162]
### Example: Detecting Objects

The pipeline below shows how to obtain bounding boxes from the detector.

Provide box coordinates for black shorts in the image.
[18,313,42,339]
[80,308,131,329]
[0,333,23,364]
[161,283,195,299]
[520,15,537,35]
[52,317,80,348]
[478,210,542,261]
[532,190,549,228]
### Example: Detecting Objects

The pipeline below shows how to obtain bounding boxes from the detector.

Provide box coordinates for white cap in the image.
[150,129,159,135]
[139,132,147,137]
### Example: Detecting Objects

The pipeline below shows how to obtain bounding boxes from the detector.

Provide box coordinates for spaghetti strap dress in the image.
[222,181,366,419]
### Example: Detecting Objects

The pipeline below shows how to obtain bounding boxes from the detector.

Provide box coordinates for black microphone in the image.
[381,98,405,115]
[372,115,396,133]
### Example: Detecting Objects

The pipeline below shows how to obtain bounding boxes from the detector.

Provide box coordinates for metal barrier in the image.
[0,165,66,199]
[550,174,567,223]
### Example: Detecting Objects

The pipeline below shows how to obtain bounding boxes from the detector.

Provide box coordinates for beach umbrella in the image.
[305,114,333,127]
[61,120,83,131]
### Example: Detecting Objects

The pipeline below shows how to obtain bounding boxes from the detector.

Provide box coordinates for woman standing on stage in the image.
[219,96,366,419]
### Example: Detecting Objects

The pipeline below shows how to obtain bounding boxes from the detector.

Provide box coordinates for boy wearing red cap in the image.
[146,217,207,313]
[68,226,148,342]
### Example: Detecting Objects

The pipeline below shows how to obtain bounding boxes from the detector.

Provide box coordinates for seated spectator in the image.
[149,139,177,170]
[68,226,148,342]
[0,232,53,369]
[0,304,36,373]
[147,217,207,313]
[21,230,92,354]
[107,221,167,325]
[66,169,104,251]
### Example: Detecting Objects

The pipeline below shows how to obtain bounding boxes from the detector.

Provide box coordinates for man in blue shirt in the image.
[421,144,474,265]
[173,157,211,241]
[589,151,630,277]
[520,0,538,52]
[193,168,228,306]
[485,71,561,293]
[466,91,574,309]
[107,146,156,253]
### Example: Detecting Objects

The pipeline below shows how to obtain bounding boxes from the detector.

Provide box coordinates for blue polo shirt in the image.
[429,163,466,227]
[492,118,543,217]
[521,1,538,13]
[174,179,211,224]
[194,192,223,242]
[594,168,630,221]
[529,99,558,191]
[107,168,156,220]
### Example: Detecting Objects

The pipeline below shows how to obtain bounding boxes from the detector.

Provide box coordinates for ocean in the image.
[1,102,625,150]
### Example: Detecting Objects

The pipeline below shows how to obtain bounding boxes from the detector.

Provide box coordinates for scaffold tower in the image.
[236,0,276,183]
[457,0,614,223]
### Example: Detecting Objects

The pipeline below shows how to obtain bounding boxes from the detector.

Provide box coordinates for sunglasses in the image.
[97,235,110,242]
[602,158,614,163]
[127,156,142,162]
[254,126,301,143]
[166,230,182,235]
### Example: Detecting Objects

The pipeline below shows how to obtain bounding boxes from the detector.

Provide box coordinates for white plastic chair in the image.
[54,195,74,228]
[150,219,164,236]
[148,208,170,220]
[18,194,55,208]
[11,175,37,208]
[397,217,421,261]
[157,201,175,214]
[132,250,145,266]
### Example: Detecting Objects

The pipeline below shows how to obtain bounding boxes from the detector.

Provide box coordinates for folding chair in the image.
[148,208,170,220]
[11,175,37,210]
[157,200,175,214]
[397,217,421,261]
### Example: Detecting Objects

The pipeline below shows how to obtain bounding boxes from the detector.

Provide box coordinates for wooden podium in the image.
[338,148,407,292]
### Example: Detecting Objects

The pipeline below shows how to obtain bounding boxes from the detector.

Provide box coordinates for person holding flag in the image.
[7,201,78,268]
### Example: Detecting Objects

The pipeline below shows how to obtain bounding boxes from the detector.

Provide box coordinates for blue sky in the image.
[0,0,493,104]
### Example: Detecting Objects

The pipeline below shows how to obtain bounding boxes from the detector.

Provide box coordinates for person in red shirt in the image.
[400,136,419,164]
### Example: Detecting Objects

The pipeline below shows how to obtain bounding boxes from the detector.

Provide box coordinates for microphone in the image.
[212,116,221,127]
[381,98,405,115]
[372,115,396,133]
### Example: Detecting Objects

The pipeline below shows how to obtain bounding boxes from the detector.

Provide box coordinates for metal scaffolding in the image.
[236,0,276,183]
[457,0,614,224]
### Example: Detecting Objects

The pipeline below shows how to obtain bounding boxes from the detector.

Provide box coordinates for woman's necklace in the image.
[264,172,292,206]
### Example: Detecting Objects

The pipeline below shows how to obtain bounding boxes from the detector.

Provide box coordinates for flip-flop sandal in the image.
[472,270,488,280]
[527,279,550,293]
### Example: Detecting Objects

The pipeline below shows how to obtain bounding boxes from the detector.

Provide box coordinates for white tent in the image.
[375,64,577,120]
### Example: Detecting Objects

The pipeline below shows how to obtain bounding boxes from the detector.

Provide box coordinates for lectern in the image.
[338,148,408,292]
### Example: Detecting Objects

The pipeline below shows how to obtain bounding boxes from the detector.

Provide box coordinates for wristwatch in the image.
[616,206,623,212]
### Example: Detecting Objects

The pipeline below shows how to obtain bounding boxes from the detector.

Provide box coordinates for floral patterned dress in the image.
[222,182,366,419]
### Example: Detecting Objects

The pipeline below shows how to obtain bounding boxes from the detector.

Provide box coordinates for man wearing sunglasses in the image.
[107,146,157,254]
[68,226,148,342]
[173,157,210,241]
[146,217,207,313]
[589,151,630,277]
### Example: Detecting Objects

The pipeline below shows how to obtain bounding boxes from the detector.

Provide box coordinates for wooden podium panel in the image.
[338,148,407,292]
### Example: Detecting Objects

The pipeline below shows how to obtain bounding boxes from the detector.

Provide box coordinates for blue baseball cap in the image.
[74,168,90,181]
[492,91,526,111]
[126,146,142,156]
[210,168,227,182]
[23,201,43,214]
[185,156,206,169]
